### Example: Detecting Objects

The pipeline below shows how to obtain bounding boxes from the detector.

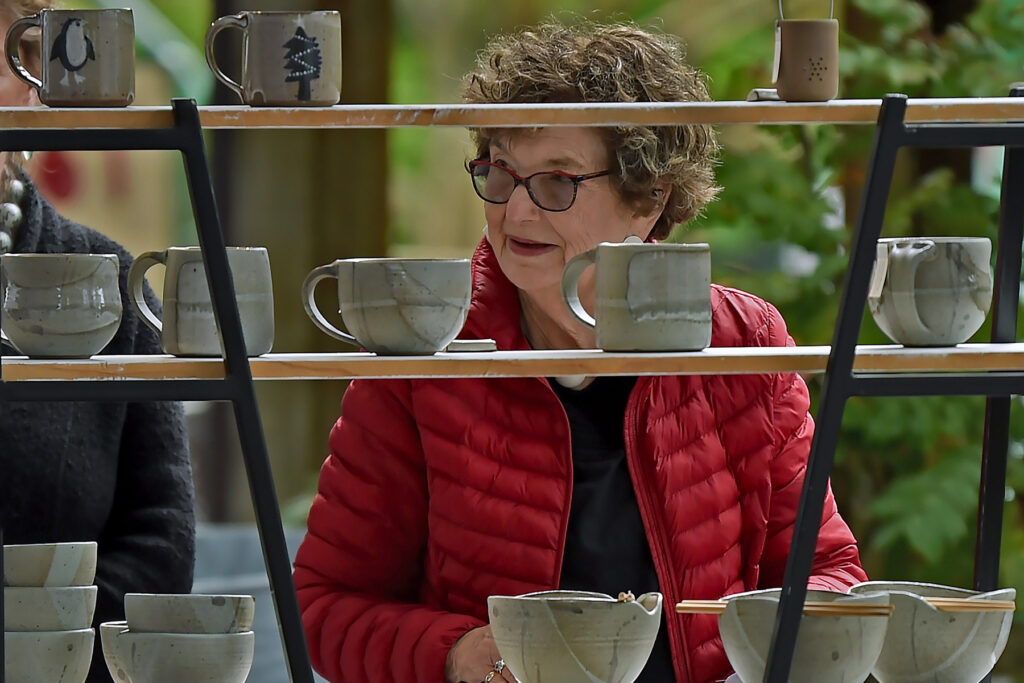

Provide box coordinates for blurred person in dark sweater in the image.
[0,2,195,681]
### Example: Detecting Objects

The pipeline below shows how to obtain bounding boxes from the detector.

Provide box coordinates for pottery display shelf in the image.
[3,343,1024,381]
[0,97,1022,130]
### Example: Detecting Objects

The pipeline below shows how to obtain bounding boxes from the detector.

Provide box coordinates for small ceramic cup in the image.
[302,257,472,355]
[4,585,98,631]
[561,241,712,351]
[100,623,255,683]
[205,10,342,106]
[1,253,122,358]
[2,541,98,587]
[868,237,992,346]
[4,628,95,683]
[5,8,135,106]
[127,246,274,357]
[124,593,255,634]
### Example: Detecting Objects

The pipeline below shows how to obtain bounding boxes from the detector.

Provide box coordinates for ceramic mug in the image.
[1,253,122,358]
[773,0,838,102]
[127,246,274,357]
[561,242,712,351]
[5,8,135,107]
[302,258,471,355]
[205,10,342,106]
[868,237,992,347]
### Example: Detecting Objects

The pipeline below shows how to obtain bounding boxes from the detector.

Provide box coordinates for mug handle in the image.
[301,263,359,346]
[561,248,597,328]
[5,14,42,90]
[127,251,166,338]
[205,14,248,102]
[888,240,937,343]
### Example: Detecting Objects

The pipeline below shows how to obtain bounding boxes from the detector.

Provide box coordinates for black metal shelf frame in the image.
[0,99,314,683]
[764,90,1024,683]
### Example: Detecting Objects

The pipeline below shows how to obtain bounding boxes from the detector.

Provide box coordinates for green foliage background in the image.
[682,2,1024,674]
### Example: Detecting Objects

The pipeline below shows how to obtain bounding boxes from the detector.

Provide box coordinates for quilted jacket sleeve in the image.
[757,305,868,592]
[293,378,484,683]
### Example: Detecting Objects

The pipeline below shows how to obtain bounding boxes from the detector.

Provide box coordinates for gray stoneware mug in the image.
[302,258,471,355]
[561,241,712,352]
[128,246,274,357]
[6,8,135,107]
[205,10,342,106]
[868,237,992,347]
[1,253,122,358]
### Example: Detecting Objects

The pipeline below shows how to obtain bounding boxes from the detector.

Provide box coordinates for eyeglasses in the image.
[466,160,612,212]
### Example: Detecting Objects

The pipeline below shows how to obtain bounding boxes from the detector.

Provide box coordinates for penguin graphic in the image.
[50,18,95,87]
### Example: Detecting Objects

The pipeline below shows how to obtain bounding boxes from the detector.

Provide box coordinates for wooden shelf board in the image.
[3,343,1022,382]
[1,98,1023,129]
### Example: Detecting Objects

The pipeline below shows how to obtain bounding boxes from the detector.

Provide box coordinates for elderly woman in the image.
[0,2,196,682]
[294,20,866,683]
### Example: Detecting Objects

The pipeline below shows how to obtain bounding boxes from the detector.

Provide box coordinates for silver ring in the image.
[494,659,505,673]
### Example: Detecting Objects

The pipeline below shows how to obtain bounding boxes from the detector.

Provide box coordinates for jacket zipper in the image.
[624,376,693,683]
[538,376,575,588]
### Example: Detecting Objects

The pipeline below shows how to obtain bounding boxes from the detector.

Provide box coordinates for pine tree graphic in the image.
[283,27,321,101]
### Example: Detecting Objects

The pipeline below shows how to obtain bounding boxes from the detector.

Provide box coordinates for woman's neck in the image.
[519,282,596,350]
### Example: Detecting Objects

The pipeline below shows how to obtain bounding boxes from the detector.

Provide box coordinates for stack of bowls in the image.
[3,541,98,683]
[850,580,1015,683]
[100,593,256,683]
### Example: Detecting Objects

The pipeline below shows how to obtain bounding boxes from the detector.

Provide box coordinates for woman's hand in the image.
[445,625,517,682]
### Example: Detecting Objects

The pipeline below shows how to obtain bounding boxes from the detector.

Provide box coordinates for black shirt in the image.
[551,375,676,682]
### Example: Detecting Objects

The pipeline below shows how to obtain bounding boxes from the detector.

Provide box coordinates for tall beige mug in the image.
[774,1,839,102]
[205,10,342,106]
[561,241,712,352]
[127,246,274,357]
[5,8,135,106]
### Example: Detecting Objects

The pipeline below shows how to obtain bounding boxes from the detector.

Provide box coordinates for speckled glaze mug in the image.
[5,8,135,106]
[127,246,274,357]
[868,237,992,346]
[205,10,342,106]
[1,253,122,358]
[561,242,712,351]
[302,258,471,355]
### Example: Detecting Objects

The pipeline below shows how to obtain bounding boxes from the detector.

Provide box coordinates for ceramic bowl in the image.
[849,581,1015,683]
[3,542,97,587]
[487,590,663,683]
[124,593,255,634]
[718,588,890,683]
[4,627,95,683]
[4,585,97,631]
[99,622,255,683]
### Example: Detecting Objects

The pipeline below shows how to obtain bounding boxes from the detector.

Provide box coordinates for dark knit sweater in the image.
[1,176,196,683]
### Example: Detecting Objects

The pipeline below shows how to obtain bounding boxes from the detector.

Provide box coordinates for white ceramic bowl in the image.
[3,627,94,683]
[124,593,255,634]
[99,622,255,683]
[487,590,663,683]
[4,585,97,631]
[718,588,890,683]
[849,581,1015,683]
[3,542,97,587]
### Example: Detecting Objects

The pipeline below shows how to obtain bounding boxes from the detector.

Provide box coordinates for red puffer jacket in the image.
[294,239,867,683]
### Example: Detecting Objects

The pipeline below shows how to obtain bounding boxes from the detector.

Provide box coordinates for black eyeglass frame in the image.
[466,159,613,213]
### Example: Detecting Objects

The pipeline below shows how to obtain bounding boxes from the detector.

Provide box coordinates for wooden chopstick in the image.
[924,598,1016,612]
[674,600,893,616]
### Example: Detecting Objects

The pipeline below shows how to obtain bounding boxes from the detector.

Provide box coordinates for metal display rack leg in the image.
[0,99,314,683]
[763,90,1024,682]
